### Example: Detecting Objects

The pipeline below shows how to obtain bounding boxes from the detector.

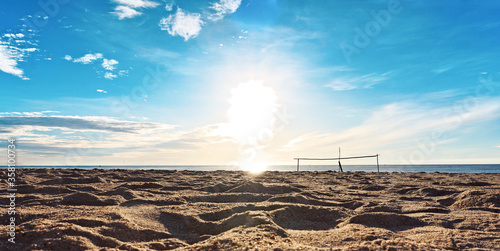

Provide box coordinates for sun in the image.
[227,80,277,141]
[240,161,268,174]
[227,80,277,173]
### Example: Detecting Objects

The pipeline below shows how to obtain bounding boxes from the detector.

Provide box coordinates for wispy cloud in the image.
[113,5,142,19]
[0,111,59,116]
[0,45,25,79]
[104,72,117,80]
[3,33,25,39]
[0,32,37,80]
[102,58,119,71]
[111,0,160,19]
[96,89,107,93]
[114,0,159,9]
[165,0,175,11]
[159,0,242,41]
[325,72,391,91]
[65,53,123,80]
[280,97,500,163]
[0,113,237,165]
[0,115,170,133]
[159,8,204,41]
[71,53,103,64]
[207,0,242,21]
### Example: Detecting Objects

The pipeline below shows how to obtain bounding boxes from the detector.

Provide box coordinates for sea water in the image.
[6,164,500,173]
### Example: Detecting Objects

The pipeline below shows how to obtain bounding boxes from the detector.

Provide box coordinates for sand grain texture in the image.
[2,169,500,250]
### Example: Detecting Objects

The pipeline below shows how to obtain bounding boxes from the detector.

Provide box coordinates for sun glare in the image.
[227,80,277,173]
[240,161,268,174]
[227,80,277,141]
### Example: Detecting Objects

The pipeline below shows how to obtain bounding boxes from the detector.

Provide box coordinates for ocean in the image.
[5,164,500,173]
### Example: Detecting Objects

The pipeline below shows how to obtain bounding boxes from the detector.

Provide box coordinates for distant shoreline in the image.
[2,164,500,173]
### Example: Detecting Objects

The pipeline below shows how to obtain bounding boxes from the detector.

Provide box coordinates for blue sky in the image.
[1,0,500,167]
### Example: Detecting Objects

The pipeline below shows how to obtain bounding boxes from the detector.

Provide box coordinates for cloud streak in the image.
[0,32,37,80]
[0,113,236,165]
[0,115,169,133]
[325,72,391,91]
[112,0,160,19]
[280,97,500,163]
[0,45,25,78]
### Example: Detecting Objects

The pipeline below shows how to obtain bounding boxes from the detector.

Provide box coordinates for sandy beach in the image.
[3,169,500,250]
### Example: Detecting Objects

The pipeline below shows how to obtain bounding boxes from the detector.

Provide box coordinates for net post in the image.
[296,159,300,172]
[377,154,379,172]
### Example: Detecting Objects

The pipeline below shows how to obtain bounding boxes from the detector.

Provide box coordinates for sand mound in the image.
[99,222,172,242]
[437,196,456,206]
[226,181,299,194]
[119,182,163,189]
[185,193,272,203]
[418,187,458,197]
[64,219,107,227]
[198,204,285,221]
[361,184,386,191]
[345,212,425,230]
[452,190,500,209]
[271,205,348,230]
[120,198,185,207]
[19,185,74,194]
[98,187,137,200]
[459,181,492,186]
[355,203,402,213]
[38,176,106,185]
[202,183,237,193]
[61,192,120,206]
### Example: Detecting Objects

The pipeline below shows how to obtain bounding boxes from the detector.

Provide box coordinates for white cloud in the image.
[119,70,129,76]
[97,89,107,93]
[159,8,204,41]
[0,45,25,79]
[0,115,170,133]
[325,72,390,91]
[0,114,242,165]
[104,72,117,80]
[165,1,175,11]
[207,0,242,21]
[65,53,125,79]
[113,0,159,8]
[3,33,25,38]
[102,58,119,71]
[0,31,37,80]
[280,97,500,163]
[72,53,103,64]
[325,81,357,91]
[112,0,160,19]
[113,5,142,19]
[158,0,241,41]
[0,111,59,116]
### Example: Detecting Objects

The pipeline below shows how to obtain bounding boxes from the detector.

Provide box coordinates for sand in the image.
[2,169,500,250]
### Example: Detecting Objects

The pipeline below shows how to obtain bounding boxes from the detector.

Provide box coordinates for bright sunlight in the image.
[227,80,278,141]
[227,80,277,173]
